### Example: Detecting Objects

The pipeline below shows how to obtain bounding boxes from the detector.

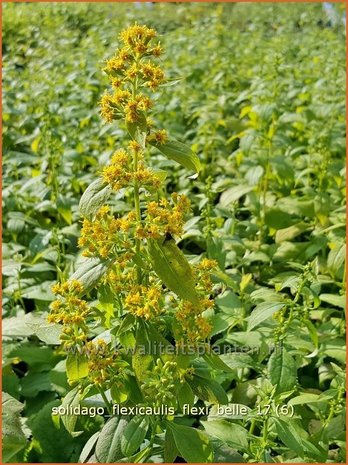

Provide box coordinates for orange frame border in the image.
[0,1,346,465]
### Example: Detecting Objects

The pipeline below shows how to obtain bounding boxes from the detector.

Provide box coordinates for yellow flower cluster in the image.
[101,149,162,192]
[100,23,165,125]
[195,258,218,294]
[48,279,90,348]
[125,283,163,319]
[175,299,213,343]
[136,194,191,239]
[147,129,168,145]
[174,259,217,343]
[85,339,120,387]
[78,206,135,258]
[51,279,83,297]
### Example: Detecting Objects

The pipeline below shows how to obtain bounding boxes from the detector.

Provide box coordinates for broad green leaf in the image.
[70,257,112,296]
[319,293,346,309]
[127,112,147,148]
[268,347,297,394]
[178,382,194,410]
[2,393,27,462]
[95,417,130,463]
[121,416,149,456]
[303,319,319,349]
[327,243,345,277]
[248,302,285,331]
[110,383,128,404]
[79,178,112,220]
[150,138,201,173]
[203,352,234,372]
[57,195,72,225]
[273,417,326,461]
[66,354,89,382]
[164,427,178,463]
[275,222,310,243]
[148,238,200,305]
[27,400,77,462]
[20,371,51,398]
[132,322,153,383]
[28,322,62,345]
[60,387,83,437]
[219,185,254,207]
[191,374,228,404]
[265,209,295,229]
[288,393,321,406]
[167,421,214,463]
[212,440,245,463]
[79,431,100,463]
[201,419,248,452]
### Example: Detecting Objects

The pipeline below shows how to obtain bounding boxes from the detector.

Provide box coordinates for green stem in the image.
[249,418,257,435]
[130,62,142,284]
[97,386,113,416]
[259,140,271,244]
[133,151,142,284]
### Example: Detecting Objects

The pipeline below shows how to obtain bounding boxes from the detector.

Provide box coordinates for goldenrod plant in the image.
[3,3,345,463]
[48,24,222,462]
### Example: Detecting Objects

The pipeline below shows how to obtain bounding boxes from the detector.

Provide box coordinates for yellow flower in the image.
[100,93,121,123]
[119,23,156,51]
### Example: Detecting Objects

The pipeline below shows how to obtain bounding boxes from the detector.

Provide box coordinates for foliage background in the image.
[2,2,346,463]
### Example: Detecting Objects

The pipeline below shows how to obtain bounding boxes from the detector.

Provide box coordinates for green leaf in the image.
[275,222,310,243]
[121,416,149,457]
[212,440,245,463]
[288,393,321,406]
[57,195,72,225]
[273,417,326,461]
[79,178,112,220]
[28,322,62,345]
[167,421,213,463]
[219,185,254,207]
[191,375,228,404]
[60,387,83,437]
[148,238,200,305]
[268,347,297,394]
[110,383,128,404]
[327,243,345,278]
[127,112,147,148]
[79,431,100,463]
[248,302,285,331]
[265,209,295,229]
[20,371,51,398]
[70,257,112,296]
[2,393,27,462]
[66,354,89,382]
[95,417,130,463]
[203,352,234,372]
[132,322,153,383]
[201,419,248,452]
[150,138,201,173]
[303,319,319,349]
[319,293,346,309]
[178,382,194,410]
[27,400,77,462]
[164,427,179,463]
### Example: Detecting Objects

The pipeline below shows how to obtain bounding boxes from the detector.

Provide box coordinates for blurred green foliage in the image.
[2,2,346,463]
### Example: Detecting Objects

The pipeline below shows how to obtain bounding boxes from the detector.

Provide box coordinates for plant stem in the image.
[130,63,142,284]
[97,386,113,416]
[133,150,142,284]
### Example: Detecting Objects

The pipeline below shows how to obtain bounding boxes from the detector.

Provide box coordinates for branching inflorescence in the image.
[49,24,217,400]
